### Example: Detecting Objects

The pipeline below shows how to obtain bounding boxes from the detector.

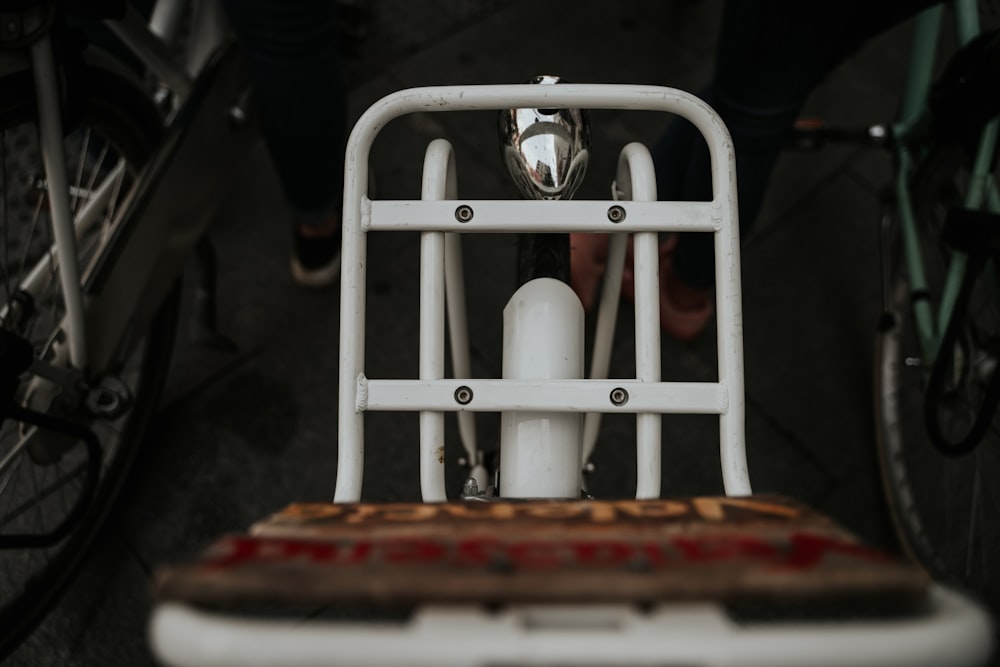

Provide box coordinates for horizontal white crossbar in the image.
[360,378,729,414]
[366,199,721,233]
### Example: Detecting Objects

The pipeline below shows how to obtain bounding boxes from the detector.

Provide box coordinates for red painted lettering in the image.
[782,533,889,570]
[640,542,676,567]
[201,537,368,569]
[508,541,564,570]
[455,537,504,566]
[380,537,447,564]
[201,536,264,570]
[571,540,634,566]
[672,534,777,563]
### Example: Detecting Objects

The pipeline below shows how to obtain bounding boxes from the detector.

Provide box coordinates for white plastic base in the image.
[150,585,994,667]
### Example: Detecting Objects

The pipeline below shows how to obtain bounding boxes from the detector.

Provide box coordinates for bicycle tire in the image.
[875,142,1000,611]
[0,61,178,656]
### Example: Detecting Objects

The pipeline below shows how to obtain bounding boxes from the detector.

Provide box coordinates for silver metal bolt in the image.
[454,385,473,405]
[86,376,131,419]
[607,205,626,223]
[610,387,629,406]
[462,477,480,497]
[455,204,474,222]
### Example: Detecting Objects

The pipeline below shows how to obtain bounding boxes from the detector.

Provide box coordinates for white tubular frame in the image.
[418,139,463,501]
[30,35,88,369]
[417,142,449,502]
[621,143,661,497]
[583,144,659,490]
[335,84,749,502]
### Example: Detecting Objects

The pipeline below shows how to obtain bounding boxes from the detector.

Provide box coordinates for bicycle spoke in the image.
[1,131,12,309]
[17,154,47,288]
[0,459,88,531]
[103,160,125,234]
[28,459,42,536]
[0,453,25,531]
[15,199,47,323]
[71,130,90,213]
[55,458,70,531]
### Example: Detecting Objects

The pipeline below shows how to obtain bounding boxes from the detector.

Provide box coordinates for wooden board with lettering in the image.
[153,495,929,612]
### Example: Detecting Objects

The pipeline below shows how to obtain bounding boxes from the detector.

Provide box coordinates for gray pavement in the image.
[6,1,987,664]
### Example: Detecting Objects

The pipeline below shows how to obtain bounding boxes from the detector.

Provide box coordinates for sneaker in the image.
[291,225,342,288]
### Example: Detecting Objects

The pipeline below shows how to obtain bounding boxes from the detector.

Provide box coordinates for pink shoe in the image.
[658,268,713,342]
[569,233,610,311]
[622,235,712,342]
[568,232,655,307]
[569,233,713,341]
[619,234,677,302]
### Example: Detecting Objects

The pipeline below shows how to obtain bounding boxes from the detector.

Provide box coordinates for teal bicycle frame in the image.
[893,0,1000,362]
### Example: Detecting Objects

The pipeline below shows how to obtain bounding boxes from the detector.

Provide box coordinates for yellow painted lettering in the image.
[692,497,801,522]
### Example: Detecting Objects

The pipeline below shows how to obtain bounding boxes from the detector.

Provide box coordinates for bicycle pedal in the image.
[153,494,928,614]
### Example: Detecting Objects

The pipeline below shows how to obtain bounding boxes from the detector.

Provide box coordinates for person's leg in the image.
[650,0,939,335]
[221,0,346,286]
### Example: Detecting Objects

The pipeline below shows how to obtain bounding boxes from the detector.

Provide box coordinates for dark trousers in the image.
[653,0,940,289]
[221,0,346,226]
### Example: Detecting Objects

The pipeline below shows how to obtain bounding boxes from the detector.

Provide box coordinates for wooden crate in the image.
[154,495,928,612]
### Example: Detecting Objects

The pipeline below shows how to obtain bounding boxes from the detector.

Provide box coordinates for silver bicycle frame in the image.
[28,35,90,368]
[10,0,226,379]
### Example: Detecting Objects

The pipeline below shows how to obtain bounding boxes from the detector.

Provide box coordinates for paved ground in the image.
[6,1,995,664]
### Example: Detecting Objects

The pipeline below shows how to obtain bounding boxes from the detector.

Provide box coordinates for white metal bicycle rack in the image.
[335,83,749,504]
[150,84,993,667]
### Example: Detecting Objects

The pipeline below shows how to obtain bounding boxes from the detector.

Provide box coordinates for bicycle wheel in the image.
[0,63,176,655]
[875,142,1000,610]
